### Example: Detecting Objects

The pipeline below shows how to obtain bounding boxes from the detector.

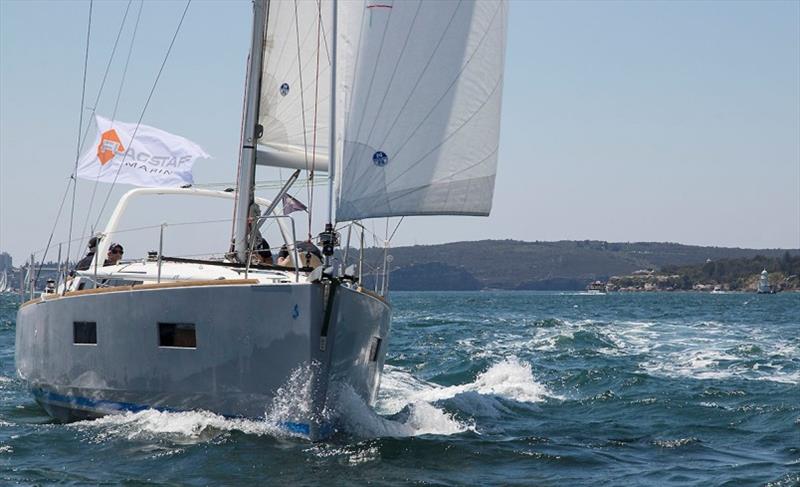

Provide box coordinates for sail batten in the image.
[336,0,508,222]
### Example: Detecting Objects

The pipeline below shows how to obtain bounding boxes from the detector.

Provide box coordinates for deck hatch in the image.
[73,321,97,345]
[158,323,197,348]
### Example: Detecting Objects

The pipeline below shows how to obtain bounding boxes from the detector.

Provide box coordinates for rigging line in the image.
[76,0,135,255]
[113,0,144,121]
[307,0,324,239]
[33,181,73,283]
[92,0,192,236]
[66,0,93,267]
[383,0,503,185]
[264,1,291,85]
[388,216,404,241]
[264,12,314,108]
[272,9,319,98]
[271,85,331,122]
[292,0,312,239]
[270,60,331,119]
[80,0,133,149]
[318,4,331,67]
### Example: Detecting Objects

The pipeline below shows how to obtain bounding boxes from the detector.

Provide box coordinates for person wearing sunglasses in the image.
[104,243,125,266]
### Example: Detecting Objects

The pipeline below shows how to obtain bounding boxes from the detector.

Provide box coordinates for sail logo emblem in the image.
[292,304,300,319]
[280,83,290,96]
[373,151,388,167]
[96,129,125,165]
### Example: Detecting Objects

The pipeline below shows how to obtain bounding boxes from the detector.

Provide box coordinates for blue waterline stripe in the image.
[31,388,312,436]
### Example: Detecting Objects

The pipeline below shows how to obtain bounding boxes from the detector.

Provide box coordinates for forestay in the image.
[336,0,508,221]
[256,0,334,172]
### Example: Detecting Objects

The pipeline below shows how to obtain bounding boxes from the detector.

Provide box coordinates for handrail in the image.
[92,187,285,275]
[246,215,300,282]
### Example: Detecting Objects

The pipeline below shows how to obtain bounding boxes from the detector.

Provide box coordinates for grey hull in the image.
[15,281,391,439]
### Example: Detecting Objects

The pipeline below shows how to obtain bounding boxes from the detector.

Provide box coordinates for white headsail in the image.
[256,0,334,173]
[335,0,508,221]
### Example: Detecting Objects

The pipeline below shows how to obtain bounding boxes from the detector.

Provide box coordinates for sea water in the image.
[1,291,798,485]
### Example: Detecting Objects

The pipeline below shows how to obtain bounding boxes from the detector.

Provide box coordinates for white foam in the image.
[378,357,553,416]
[322,356,555,439]
[640,346,800,385]
[70,409,281,444]
[335,384,471,438]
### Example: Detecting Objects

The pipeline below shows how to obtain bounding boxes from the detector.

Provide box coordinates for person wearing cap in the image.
[277,240,322,269]
[104,243,124,266]
[74,237,100,271]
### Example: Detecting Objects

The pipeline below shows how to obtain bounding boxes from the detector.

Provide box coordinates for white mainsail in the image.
[335,0,508,221]
[256,0,334,173]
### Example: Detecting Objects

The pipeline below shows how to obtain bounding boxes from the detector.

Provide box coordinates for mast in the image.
[320,0,338,264]
[233,0,269,262]
[327,0,337,230]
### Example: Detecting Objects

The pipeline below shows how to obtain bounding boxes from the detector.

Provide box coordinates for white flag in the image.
[76,115,210,187]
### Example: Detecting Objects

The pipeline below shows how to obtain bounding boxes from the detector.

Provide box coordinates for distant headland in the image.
[353,240,800,292]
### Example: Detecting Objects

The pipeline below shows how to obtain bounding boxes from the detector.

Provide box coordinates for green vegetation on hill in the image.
[660,252,800,291]
[348,240,799,291]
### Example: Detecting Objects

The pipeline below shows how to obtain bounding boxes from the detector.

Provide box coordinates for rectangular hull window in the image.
[73,321,97,345]
[369,337,382,362]
[159,323,197,348]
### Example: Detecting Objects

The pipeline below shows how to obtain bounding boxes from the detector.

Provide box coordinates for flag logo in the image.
[77,115,210,188]
[373,151,388,167]
[97,129,125,165]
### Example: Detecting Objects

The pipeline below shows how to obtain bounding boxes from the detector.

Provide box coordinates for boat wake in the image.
[66,357,552,444]
[335,356,554,438]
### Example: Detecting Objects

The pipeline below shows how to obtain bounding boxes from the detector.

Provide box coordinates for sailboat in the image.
[15,0,507,440]
[0,269,12,294]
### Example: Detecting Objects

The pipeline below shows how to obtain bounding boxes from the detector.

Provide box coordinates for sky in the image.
[1,0,799,265]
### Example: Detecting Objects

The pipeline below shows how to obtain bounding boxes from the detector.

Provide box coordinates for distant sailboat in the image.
[0,270,12,294]
[16,0,508,440]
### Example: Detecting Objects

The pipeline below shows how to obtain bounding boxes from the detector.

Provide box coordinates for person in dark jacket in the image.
[74,237,99,271]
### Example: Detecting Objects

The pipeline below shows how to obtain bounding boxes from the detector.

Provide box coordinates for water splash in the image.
[69,409,281,445]
[378,356,554,415]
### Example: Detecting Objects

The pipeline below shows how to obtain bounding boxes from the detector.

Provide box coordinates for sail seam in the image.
[356,0,423,182]
[345,1,396,184]
[383,0,504,186]
[343,0,462,191]
[385,68,504,189]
